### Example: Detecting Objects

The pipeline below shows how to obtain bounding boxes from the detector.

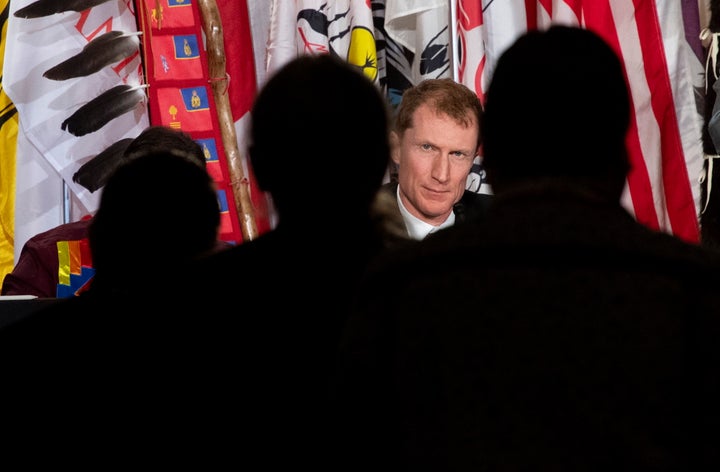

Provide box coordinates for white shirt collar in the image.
[396,186,455,240]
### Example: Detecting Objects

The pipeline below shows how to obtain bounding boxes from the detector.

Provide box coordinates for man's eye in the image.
[451,151,471,160]
[420,143,433,151]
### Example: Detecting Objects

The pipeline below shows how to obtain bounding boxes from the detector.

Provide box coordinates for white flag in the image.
[4,0,149,256]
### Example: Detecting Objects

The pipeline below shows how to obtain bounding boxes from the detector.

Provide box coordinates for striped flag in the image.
[455,0,704,242]
[56,237,94,298]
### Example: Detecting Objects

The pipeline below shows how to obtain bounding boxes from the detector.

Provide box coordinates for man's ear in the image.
[390,131,401,166]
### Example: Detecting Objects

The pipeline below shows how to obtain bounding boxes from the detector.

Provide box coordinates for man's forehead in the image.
[410,103,477,127]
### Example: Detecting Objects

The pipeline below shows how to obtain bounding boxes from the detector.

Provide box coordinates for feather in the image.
[13,0,115,19]
[61,84,148,137]
[72,138,134,192]
[44,31,142,81]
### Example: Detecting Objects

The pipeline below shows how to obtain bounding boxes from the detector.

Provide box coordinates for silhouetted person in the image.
[335,26,720,471]
[89,158,219,294]
[163,53,393,470]
[0,146,223,467]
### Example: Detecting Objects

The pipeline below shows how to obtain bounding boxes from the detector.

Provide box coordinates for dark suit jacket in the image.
[0,240,233,467]
[336,185,720,471]
[172,222,389,470]
[379,181,492,235]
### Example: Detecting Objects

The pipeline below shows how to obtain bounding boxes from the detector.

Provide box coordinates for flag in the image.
[246,0,272,88]
[4,0,149,259]
[216,0,273,235]
[266,0,299,76]
[384,0,451,83]
[0,0,18,282]
[267,0,378,83]
[138,0,246,243]
[372,0,445,108]
[455,0,703,242]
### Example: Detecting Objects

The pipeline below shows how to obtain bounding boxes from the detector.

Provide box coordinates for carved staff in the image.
[197,0,258,242]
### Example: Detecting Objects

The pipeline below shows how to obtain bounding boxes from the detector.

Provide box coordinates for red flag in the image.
[139,0,249,243]
[216,0,273,235]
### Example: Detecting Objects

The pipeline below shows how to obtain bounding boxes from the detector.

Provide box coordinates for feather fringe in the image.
[44,31,142,81]
[73,138,134,192]
[61,84,148,137]
[14,0,115,18]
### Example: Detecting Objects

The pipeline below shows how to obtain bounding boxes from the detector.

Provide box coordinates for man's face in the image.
[392,103,478,226]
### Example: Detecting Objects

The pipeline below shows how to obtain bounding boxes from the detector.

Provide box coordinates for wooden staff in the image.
[197,0,259,242]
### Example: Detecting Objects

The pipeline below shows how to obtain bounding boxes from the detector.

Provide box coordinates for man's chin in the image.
[418,204,452,223]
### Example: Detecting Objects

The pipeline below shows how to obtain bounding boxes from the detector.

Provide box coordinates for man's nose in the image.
[431,153,451,182]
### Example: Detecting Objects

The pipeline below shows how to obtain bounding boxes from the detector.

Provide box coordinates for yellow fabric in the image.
[0,0,19,286]
[57,241,71,287]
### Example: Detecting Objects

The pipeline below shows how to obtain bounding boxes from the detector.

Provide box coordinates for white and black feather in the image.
[44,31,142,81]
[72,138,134,192]
[14,0,116,18]
[61,84,148,137]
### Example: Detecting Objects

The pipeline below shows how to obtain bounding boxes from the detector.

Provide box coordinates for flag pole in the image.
[197,0,259,242]
[449,0,459,82]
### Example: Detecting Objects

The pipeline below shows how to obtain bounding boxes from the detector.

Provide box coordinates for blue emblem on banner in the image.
[217,189,229,213]
[180,87,210,111]
[197,138,219,162]
[173,35,200,59]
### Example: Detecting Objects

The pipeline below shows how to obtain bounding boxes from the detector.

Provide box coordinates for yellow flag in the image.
[0,0,19,284]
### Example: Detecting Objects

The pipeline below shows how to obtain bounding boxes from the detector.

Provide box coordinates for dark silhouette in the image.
[335,26,720,471]
[0,140,224,466]
[87,152,220,294]
[159,53,394,470]
[700,0,720,249]
[381,77,490,240]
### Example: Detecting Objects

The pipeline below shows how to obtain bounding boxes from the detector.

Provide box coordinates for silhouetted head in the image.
[125,125,206,168]
[248,54,391,223]
[483,26,631,200]
[89,151,220,292]
[74,126,207,193]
